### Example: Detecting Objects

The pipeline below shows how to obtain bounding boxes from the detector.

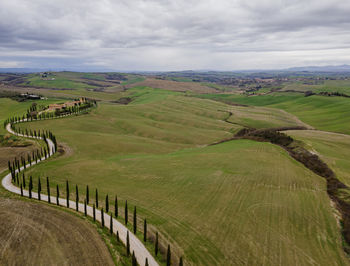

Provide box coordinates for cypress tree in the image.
[110,213,113,234]
[125,200,128,225]
[75,185,79,211]
[126,231,130,256]
[132,251,137,266]
[116,231,119,242]
[115,195,118,218]
[143,219,147,242]
[86,185,89,204]
[166,245,171,266]
[11,170,15,182]
[145,258,149,266]
[29,176,33,199]
[84,200,87,216]
[93,204,96,221]
[56,185,60,205]
[22,174,26,188]
[133,206,137,234]
[66,180,69,208]
[106,194,109,213]
[20,183,23,196]
[155,232,159,256]
[101,208,104,228]
[38,177,41,201]
[95,188,98,208]
[46,177,50,203]
[179,257,183,266]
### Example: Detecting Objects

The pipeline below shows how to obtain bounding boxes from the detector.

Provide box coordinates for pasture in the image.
[197,93,350,134]
[15,88,349,265]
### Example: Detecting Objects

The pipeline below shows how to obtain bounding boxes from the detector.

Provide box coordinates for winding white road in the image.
[2,116,158,266]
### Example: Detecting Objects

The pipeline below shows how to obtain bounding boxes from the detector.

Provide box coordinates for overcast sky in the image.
[1,0,350,71]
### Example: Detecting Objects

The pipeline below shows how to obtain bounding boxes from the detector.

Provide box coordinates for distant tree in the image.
[46,177,50,203]
[125,200,128,225]
[145,258,149,266]
[56,185,60,206]
[166,244,171,266]
[84,200,87,216]
[93,204,96,221]
[110,213,113,234]
[20,183,23,196]
[133,206,137,234]
[143,219,147,242]
[155,232,159,256]
[38,177,41,201]
[66,180,69,208]
[115,195,118,218]
[132,251,137,266]
[179,256,183,266]
[101,208,104,228]
[116,230,120,242]
[29,176,33,199]
[75,185,79,211]
[126,231,130,256]
[22,174,26,188]
[106,194,109,213]
[95,188,98,208]
[86,185,89,204]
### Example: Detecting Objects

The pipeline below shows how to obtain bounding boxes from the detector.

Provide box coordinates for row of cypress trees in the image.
[3,98,96,127]
[6,104,183,265]
[20,176,183,266]
[8,144,52,180]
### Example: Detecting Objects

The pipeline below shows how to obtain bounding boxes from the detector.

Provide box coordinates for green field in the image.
[282,79,350,94]
[0,98,64,134]
[286,130,350,187]
[24,73,96,90]
[197,93,350,134]
[12,88,349,265]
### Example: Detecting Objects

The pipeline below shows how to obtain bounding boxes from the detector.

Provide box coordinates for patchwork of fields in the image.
[8,86,348,265]
[2,72,350,265]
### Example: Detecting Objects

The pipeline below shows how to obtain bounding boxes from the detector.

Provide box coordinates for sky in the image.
[0,0,350,71]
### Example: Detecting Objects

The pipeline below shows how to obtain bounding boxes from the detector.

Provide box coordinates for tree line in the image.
[4,99,184,265]
[3,97,97,128]
[14,174,183,266]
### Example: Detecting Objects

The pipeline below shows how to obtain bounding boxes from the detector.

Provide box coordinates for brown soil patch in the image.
[126,78,218,93]
[0,142,40,172]
[0,197,114,266]
[57,142,73,158]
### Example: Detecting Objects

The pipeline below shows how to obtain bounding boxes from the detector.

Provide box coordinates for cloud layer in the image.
[1,0,350,70]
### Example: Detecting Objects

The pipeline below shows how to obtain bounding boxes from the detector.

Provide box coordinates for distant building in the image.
[20,93,41,100]
[47,98,85,111]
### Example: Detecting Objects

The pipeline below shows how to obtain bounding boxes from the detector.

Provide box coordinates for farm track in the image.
[1,112,159,266]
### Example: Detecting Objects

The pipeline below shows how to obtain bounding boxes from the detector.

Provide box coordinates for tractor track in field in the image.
[1,112,159,266]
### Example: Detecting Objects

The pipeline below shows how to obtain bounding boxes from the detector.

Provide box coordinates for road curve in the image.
[2,116,159,266]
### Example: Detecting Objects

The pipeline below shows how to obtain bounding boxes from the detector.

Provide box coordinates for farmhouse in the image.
[48,98,84,111]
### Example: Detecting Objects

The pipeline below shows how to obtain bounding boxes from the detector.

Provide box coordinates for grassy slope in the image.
[0,98,64,134]
[15,89,348,265]
[286,130,350,187]
[24,73,96,90]
[0,98,62,171]
[198,93,350,134]
[283,79,350,94]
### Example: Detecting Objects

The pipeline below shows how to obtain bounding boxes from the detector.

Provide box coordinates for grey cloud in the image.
[0,0,350,70]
